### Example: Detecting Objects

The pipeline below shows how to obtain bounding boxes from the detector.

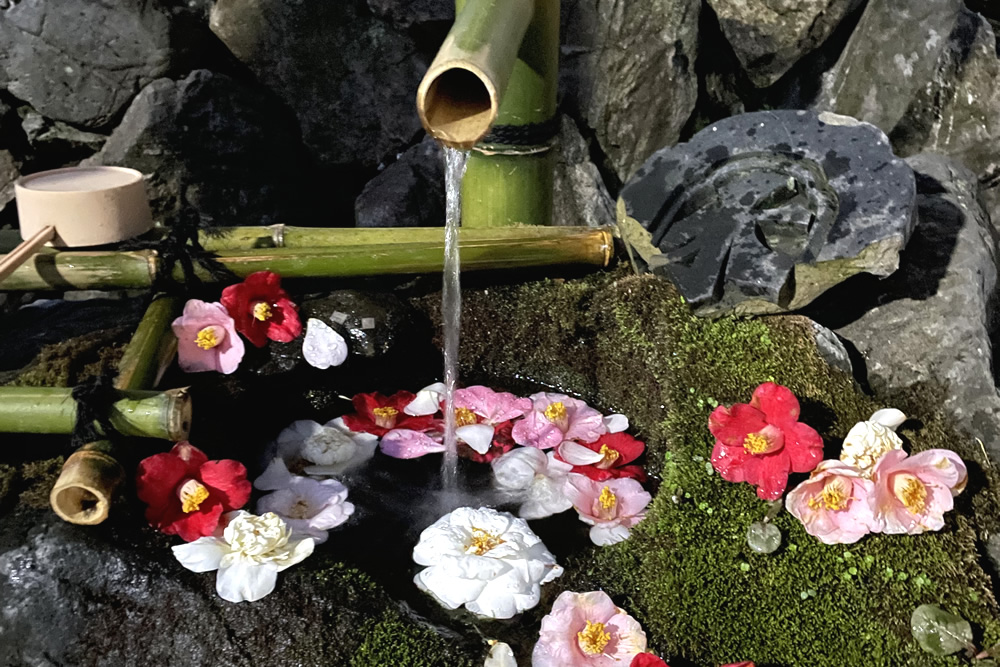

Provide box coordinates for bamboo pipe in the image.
[416,0,534,148]
[49,296,183,525]
[0,386,191,439]
[0,227,614,290]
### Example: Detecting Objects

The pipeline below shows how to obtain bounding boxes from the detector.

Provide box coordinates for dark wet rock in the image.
[816,0,1000,181]
[807,320,853,376]
[87,70,313,226]
[0,149,18,215]
[707,0,863,87]
[809,154,1000,461]
[0,0,179,128]
[367,0,452,29]
[560,0,700,181]
[553,116,615,228]
[618,110,917,316]
[210,0,425,170]
[356,137,444,228]
[20,108,107,164]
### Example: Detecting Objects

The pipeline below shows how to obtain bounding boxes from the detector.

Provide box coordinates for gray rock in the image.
[301,290,424,360]
[618,110,917,316]
[809,320,853,376]
[0,149,18,214]
[20,108,107,162]
[367,0,452,29]
[0,0,178,128]
[356,137,444,228]
[553,116,615,228]
[560,0,700,181]
[88,70,313,226]
[707,0,863,87]
[816,0,1000,181]
[822,154,1000,463]
[210,0,425,170]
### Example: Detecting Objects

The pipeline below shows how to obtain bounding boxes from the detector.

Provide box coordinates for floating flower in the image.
[871,449,967,535]
[302,318,348,369]
[412,506,563,619]
[172,510,314,603]
[343,391,436,437]
[786,460,878,544]
[220,270,302,348]
[256,475,354,544]
[405,382,447,416]
[840,408,906,477]
[513,392,607,450]
[380,427,446,459]
[455,385,533,424]
[492,447,574,519]
[171,299,245,374]
[708,382,824,500]
[532,590,647,667]
[259,418,379,481]
[557,432,647,482]
[565,475,652,546]
[136,442,251,542]
[631,655,670,667]
[485,641,517,667]
[459,420,516,463]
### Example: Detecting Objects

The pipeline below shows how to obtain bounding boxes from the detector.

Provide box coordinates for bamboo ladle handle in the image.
[0,225,56,283]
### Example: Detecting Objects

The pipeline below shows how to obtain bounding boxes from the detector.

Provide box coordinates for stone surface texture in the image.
[619,110,917,316]
[819,154,1000,461]
[0,148,18,214]
[707,0,863,87]
[88,70,313,226]
[0,0,177,128]
[210,0,425,170]
[817,0,1000,181]
[553,116,616,228]
[560,0,700,181]
[356,137,444,228]
[367,0,452,28]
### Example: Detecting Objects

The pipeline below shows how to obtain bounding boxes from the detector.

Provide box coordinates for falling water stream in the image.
[441,147,469,491]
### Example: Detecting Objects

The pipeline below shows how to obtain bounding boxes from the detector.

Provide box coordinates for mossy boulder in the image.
[443,269,1000,666]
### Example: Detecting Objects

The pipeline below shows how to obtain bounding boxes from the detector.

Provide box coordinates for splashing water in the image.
[441,147,468,491]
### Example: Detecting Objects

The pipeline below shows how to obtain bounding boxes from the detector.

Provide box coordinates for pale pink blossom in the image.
[455,385,532,424]
[565,474,651,546]
[172,300,244,374]
[871,449,967,535]
[785,460,878,544]
[380,428,446,459]
[512,393,606,450]
[532,590,647,667]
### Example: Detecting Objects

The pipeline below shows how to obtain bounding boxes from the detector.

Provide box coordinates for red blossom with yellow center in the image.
[708,382,823,500]
[220,270,302,348]
[556,431,648,482]
[135,442,251,542]
[342,391,437,437]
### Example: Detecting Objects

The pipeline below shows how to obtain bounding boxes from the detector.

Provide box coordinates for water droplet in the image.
[747,521,782,554]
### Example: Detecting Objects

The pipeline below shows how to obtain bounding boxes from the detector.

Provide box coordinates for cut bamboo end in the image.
[418,62,498,149]
[49,446,124,525]
[164,387,193,442]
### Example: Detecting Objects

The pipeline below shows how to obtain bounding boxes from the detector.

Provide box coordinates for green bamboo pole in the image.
[0,387,191,439]
[460,0,559,228]
[0,227,613,290]
[115,296,182,391]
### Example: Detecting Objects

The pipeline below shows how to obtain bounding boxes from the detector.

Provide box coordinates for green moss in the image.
[452,269,1000,667]
[7,328,129,388]
[351,611,478,667]
[18,457,64,509]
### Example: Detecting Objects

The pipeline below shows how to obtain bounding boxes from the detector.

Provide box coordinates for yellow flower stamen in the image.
[467,527,505,555]
[195,327,221,350]
[598,444,620,467]
[895,475,928,514]
[743,432,770,455]
[807,479,850,511]
[544,401,567,423]
[599,486,617,510]
[178,479,210,513]
[372,406,399,429]
[577,620,611,655]
[252,302,273,321]
[455,407,478,427]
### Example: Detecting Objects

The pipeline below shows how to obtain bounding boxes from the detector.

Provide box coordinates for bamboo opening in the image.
[49,447,124,525]
[418,66,496,148]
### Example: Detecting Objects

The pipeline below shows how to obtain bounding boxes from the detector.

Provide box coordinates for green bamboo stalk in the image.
[0,228,613,290]
[0,387,191,440]
[115,296,182,391]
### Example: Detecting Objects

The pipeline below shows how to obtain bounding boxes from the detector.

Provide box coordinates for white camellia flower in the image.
[302,318,348,369]
[484,641,517,667]
[412,506,563,619]
[256,475,354,544]
[492,448,573,520]
[258,418,378,485]
[840,408,907,477]
[172,511,314,603]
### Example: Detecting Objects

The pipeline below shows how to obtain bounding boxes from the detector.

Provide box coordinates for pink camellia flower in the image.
[379,427,446,459]
[171,300,245,374]
[786,460,878,544]
[870,449,967,535]
[455,385,532,424]
[565,474,652,546]
[709,382,823,500]
[533,590,647,667]
[513,392,607,450]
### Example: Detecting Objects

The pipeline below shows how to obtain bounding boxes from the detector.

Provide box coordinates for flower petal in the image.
[216,560,279,603]
[172,537,227,572]
[255,458,295,491]
[457,423,496,454]
[749,382,801,427]
[405,382,447,416]
[199,459,252,510]
[708,403,767,447]
[302,318,348,369]
[870,408,907,431]
[604,413,629,433]
[557,441,605,466]
[380,429,446,459]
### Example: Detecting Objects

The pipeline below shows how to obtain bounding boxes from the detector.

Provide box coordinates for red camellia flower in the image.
[342,391,436,437]
[136,442,251,542]
[459,420,517,463]
[556,431,647,482]
[708,382,823,500]
[220,271,302,348]
[631,655,670,667]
